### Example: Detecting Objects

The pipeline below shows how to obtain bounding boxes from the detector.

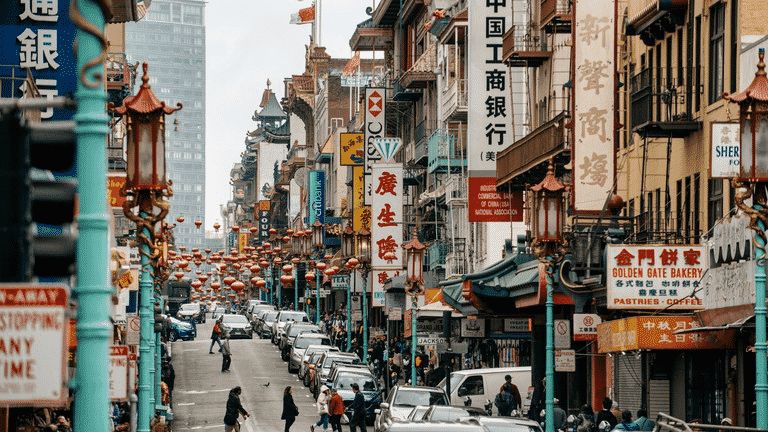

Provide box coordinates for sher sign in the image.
[0,284,68,406]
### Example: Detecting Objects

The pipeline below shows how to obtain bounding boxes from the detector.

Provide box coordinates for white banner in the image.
[373,269,401,308]
[573,0,616,211]
[606,245,706,310]
[371,164,403,269]
[110,346,129,401]
[364,88,386,205]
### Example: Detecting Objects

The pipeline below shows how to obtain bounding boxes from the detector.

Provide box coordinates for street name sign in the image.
[0,284,68,406]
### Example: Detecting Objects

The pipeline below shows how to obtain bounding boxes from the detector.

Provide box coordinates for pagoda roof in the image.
[110,63,182,115]
[255,89,287,120]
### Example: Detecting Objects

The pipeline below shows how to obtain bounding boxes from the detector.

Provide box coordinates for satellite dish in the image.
[294,167,307,186]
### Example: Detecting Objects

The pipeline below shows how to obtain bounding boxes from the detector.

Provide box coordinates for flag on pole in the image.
[289,5,315,25]
[342,52,361,78]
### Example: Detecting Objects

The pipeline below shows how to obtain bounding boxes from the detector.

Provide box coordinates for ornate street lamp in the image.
[725,48,768,429]
[356,227,371,362]
[312,219,325,323]
[110,62,181,432]
[529,157,567,432]
[402,227,426,386]
[342,222,355,258]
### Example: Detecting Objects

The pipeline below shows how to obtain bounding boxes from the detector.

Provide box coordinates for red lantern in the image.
[305,271,316,282]
[177,216,185,223]
[316,262,327,271]
[256,279,267,289]
[282,264,293,274]
[194,219,202,229]
[223,276,236,286]
[231,280,245,292]
[174,271,184,282]
[191,280,202,290]
[213,222,221,231]
[210,281,221,292]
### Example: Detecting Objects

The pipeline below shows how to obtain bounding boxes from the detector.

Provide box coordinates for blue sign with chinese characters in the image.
[0,0,77,121]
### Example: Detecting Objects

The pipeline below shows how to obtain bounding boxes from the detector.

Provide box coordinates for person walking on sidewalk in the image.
[281,386,299,432]
[210,316,223,354]
[221,331,232,372]
[328,387,345,432]
[312,385,330,432]
[349,383,367,432]
[223,386,249,432]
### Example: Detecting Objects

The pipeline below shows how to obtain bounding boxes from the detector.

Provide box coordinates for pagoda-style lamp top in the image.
[530,157,565,243]
[402,228,426,284]
[109,63,182,192]
[724,48,768,182]
[341,222,355,258]
[357,227,371,264]
[312,219,324,248]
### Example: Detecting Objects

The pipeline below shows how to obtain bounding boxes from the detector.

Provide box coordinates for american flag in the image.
[342,52,361,78]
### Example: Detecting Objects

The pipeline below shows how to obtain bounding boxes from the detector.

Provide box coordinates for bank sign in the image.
[606,245,706,310]
[308,170,325,227]
[0,1,77,120]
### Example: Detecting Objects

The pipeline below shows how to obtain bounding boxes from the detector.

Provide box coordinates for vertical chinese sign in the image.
[309,170,325,244]
[606,245,706,310]
[258,200,271,242]
[372,164,403,307]
[573,0,616,212]
[467,0,515,222]
[364,88,386,205]
[353,166,371,232]
[1,1,76,121]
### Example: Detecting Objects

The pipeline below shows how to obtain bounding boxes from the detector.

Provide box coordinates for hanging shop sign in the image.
[572,0,617,212]
[597,316,735,353]
[710,122,741,179]
[371,164,403,269]
[364,88,386,205]
[702,212,755,308]
[353,166,371,231]
[110,345,129,401]
[467,1,515,222]
[554,349,576,372]
[0,284,68,406]
[259,200,271,241]
[309,170,326,227]
[573,313,602,341]
[606,245,706,310]
[340,132,364,166]
[461,318,486,338]
[372,269,400,307]
[107,174,127,209]
[332,274,349,289]
[503,318,532,333]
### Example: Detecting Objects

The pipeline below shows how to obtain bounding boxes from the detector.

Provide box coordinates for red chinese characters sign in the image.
[468,178,523,222]
[0,284,68,406]
[606,245,706,310]
[372,164,403,269]
[597,316,735,353]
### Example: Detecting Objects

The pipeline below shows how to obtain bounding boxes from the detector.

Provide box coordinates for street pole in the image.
[72,1,109,430]
[137,206,154,432]
[362,267,369,363]
[411,295,417,386]
[294,264,299,311]
[155,296,162,409]
[755,216,768,430]
[316,256,322,324]
[545,259,554,432]
[347,275,352,352]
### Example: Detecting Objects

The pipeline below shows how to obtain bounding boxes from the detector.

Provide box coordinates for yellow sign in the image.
[238,233,249,253]
[340,132,364,166]
[353,166,370,231]
[107,175,127,208]
[597,316,735,353]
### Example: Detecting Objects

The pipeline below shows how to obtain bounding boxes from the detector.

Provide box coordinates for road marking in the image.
[176,402,195,406]
[178,389,230,394]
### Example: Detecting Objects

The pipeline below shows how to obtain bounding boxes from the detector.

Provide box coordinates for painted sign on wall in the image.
[364,88,386,205]
[372,164,403,268]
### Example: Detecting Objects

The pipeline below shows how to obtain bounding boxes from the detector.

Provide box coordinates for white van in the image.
[438,366,532,415]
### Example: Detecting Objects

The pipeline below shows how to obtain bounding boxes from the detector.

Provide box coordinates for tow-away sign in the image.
[0,284,68,406]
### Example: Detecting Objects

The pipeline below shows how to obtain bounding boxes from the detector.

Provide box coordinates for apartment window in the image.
[709,3,725,105]
[694,173,700,243]
[695,16,702,110]
[730,1,738,94]
[677,29,684,84]
[647,191,654,233]
[684,176,691,242]
[708,178,723,232]
[676,180,682,235]
[655,188,662,233]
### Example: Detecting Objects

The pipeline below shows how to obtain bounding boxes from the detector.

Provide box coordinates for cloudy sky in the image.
[204,0,373,226]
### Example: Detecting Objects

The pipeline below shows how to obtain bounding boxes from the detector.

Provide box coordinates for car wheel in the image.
[168,332,178,342]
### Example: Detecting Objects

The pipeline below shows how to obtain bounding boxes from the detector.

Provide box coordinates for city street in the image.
[169,318,319,432]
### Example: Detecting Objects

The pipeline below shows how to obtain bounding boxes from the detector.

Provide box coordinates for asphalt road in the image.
[169,316,321,432]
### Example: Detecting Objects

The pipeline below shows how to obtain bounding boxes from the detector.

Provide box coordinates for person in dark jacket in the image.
[223,386,249,432]
[221,331,232,372]
[595,397,618,431]
[349,383,367,432]
[281,386,299,432]
[161,360,175,406]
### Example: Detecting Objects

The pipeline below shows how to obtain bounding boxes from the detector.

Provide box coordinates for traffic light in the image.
[154,303,164,333]
[0,106,77,282]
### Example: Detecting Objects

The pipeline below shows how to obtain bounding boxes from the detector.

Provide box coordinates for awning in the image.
[597,316,736,353]
[674,305,755,334]
[415,300,462,319]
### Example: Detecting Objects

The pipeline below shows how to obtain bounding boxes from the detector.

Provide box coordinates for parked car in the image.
[302,350,328,387]
[404,406,431,422]
[167,316,197,341]
[437,366,532,414]
[332,369,382,425]
[210,304,228,320]
[256,310,279,339]
[176,302,205,323]
[219,313,253,339]
[288,333,332,372]
[299,344,340,382]
[463,416,544,432]
[385,422,485,432]
[313,351,361,396]
[374,385,449,432]
[247,303,275,323]
[418,405,488,422]
[280,322,321,352]
[272,310,310,345]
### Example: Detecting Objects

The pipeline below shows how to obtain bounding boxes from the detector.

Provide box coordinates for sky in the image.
[204,0,373,227]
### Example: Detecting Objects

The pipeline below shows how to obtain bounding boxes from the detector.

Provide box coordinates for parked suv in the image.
[271,310,310,345]
[280,323,322,361]
[374,385,449,432]
[176,303,205,323]
[333,369,382,425]
[312,351,361,397]
[288,333,332,373]
[255,309,278,338]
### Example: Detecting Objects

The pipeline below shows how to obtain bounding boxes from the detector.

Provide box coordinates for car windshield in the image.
[280,312,308,322]
[264,311,279,321]
[427,406,485,421]
[179,304,198,311]
[295,335,330,349]
[323,356,356,370]
[288,326,317,337]
[482,424,540,432]
[393,389,448,407]
[334,373,377,392]
[222,315,249,324]
[169,317,191,326]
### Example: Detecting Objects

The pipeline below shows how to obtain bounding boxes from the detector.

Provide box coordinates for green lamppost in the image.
[112,63,181,432]
[530,157,566,432]
[312,220,325,322]
[403,228,426,387]
[725,48,768,429]
[357,227,372,362]
[342,222,356,352]
[72,1,110,430]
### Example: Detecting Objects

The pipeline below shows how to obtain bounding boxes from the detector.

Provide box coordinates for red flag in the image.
[289,5,315,25]
[342,52,361,78]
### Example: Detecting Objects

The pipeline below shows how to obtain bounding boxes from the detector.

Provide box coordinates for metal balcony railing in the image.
[630,66,702,137]
[441,78,468,121]
[428,128,467,174]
